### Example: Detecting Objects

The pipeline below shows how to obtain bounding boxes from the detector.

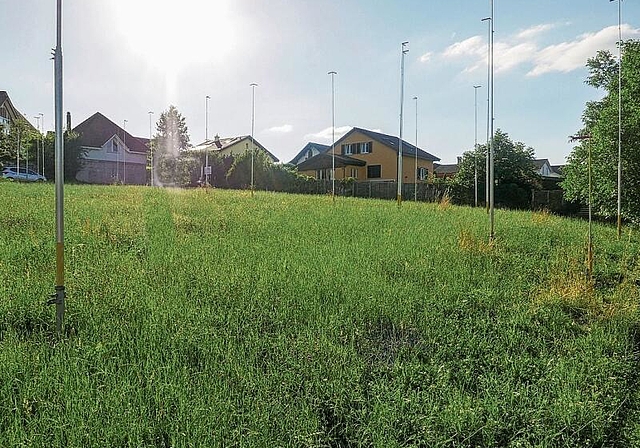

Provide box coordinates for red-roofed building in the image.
[73,112,149,184]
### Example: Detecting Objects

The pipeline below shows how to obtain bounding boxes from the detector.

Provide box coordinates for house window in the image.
[342,143,354,155]
[110,140,119,153]
[359,142,372,154]
[305,149,314,160]
[417,167,428,180]
[349,168,358,179]
[367,165,381,179]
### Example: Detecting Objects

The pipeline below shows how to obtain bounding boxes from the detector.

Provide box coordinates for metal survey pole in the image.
[413,96,418,201]
[473,85,481,207]
[482,16,491,213]
[48,0,65,334]
[397,41,409,206]
[205,95,210,186]
[488,0,495,241]
[250,83,257,196]
[148,111,154,186]
[329,71,337,201]
[570,134,593,279]
[612,0,623,238]
[123,119,127,184]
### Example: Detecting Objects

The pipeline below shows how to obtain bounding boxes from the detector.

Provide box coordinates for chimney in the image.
[214,134,221,148]
[457,156,462,165]
[66,112,71,131]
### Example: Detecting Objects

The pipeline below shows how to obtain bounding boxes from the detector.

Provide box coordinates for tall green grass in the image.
[1,183,639,446]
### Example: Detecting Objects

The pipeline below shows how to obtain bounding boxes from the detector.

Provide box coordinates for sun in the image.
[113,0,238,69]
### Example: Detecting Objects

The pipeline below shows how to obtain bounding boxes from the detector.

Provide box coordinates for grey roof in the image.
[73,112,149,153]
[340,127,440,162]
[0,91,37,131]
[288,142,331,165]
[532,159,550,170]
[433,163,459,174]
[191,135,279,163]
[296,153,366,171]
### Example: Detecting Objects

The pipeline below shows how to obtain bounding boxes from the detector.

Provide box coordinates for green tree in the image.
[0,119,39,168]
[226,150,274,190]
[453,129,540,209]
[562,40,640,223]
[42,131,87,182]
[152,105,191,185]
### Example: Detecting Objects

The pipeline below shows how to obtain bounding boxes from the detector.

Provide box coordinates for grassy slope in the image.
[0,183,639,447]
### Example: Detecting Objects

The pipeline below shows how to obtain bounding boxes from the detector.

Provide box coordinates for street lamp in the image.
[328,71,337,201]
[413,96,418,201]
[123,119,128,184]
[397,41,409,206]
[611,0,623,238]
[205,95,210,186]
[473,85,482,207]
[148,111,154,186]
[250,83,258,196]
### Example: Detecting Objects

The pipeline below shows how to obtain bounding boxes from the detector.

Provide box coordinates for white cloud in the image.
[440,23,640,78]
[419,52,432,63]
[516,23,556,40]
[304,126,352,141]
[265,124,293,133]
[528,24,640,77]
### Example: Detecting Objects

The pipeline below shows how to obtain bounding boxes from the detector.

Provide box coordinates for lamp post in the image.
[123,119,128,184]
[205,95,210,186]
[397,41,409,206]
[250,83,258,196]
[473,85,482,207]
[413,96,418,201]
[611,0,623,238]
[329,71,337,201]
[148,111,154,186]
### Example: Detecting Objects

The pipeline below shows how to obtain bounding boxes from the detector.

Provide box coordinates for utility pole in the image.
[397,41,409,206]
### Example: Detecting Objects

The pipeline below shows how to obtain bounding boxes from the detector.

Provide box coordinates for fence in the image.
[293,180,450,203]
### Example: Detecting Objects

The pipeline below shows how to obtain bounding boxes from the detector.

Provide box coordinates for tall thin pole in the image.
[329,71,337,201]
[570,134,593,279]
[482,16,491,213]
[488,0,495,241]
[205,95,210,186]
[613,0,623,238]
[413,96,418,201]
[16,126,20,174]
[148,111,154,186]
[50,0,65,334]
[35,115,41,175]
[123,119,127,184]
[473,85,481,207]
[40,113,44,177]
[397,41,409,206]
[250,83,257,196]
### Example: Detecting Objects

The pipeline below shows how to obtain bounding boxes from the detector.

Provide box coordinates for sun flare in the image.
[113,0,238,70]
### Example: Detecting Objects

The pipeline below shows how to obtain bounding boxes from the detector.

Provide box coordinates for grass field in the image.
[1,182,639,447]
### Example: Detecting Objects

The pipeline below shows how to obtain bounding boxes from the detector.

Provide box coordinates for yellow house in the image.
[296,127,439,181]
[191,134,279,162]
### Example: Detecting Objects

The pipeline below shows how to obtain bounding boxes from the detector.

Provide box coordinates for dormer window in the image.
[110,140,119,153]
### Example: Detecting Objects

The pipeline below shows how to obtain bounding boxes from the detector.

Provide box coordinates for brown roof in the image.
[296,153,366,171]
[191,136,279,163]
[73,112,149,154]
[433,163,459,174]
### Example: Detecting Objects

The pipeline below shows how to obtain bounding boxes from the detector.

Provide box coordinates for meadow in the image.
[0,182,639,447]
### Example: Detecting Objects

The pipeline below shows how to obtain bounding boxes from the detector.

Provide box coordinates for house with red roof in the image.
[73,112,149,185]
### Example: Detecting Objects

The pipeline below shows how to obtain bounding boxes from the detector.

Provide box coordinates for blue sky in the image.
[2,0,638,164]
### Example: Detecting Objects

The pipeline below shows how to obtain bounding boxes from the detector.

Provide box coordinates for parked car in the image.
[1,166,47,182]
